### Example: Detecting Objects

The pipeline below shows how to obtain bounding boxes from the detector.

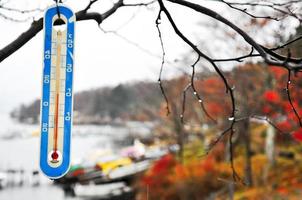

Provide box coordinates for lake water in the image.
[0,113,152,200]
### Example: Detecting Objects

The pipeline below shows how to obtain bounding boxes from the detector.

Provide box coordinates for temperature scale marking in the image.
[52,31,63,162]
[40,4,75,179]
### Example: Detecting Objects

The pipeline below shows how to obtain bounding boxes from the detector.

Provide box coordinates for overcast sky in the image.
[0,0,207,113]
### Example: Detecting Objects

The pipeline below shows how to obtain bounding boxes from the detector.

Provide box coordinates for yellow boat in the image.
[94,155,132,175]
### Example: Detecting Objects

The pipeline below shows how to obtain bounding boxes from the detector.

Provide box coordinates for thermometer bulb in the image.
[49,150,61,163]
[51,151,59,161]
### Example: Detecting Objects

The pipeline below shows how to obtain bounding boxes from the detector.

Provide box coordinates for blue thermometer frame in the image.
[40,4,75,179]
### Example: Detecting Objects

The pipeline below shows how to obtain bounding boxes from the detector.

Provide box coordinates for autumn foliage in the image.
[137,154,230,200]
[149,63,302,199]
[137,148,302,200]
[263,90,280,103]
[261,66,302,141]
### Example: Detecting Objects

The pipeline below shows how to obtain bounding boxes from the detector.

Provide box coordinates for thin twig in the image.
[124,0,157,7]
[229,128,244,184]
[0,6,43,13]
[158,0,239,182]
[213,47,258,62]
[190,56,216,122]
[180,83,191,123]
[156,10,170,115]
[221,0,279,21]
[286,69,302,126]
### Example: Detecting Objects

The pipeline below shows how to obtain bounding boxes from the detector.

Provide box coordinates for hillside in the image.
[10,81,162,124]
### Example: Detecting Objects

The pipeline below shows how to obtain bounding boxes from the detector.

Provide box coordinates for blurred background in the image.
[1,0,302,199]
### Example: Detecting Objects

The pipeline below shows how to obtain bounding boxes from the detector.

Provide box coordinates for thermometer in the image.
[40,4,75,179]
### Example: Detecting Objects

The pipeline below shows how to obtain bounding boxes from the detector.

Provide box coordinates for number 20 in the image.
[66,88,72,97]
[66,64,72,72]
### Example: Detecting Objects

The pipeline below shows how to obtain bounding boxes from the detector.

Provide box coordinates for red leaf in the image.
[292,128,302,142]
[151,154,175,174]
[282,102,292,113]
[269,67,286,80]
[264,90,280,103]
[276,121,292,132]
[262,105,271,114]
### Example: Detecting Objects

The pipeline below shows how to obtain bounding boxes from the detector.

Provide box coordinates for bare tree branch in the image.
[82,0,99,13]
[270,35,302,51]
[167,0,302,70]
[285,68,302,126]
[220,0,279,21]
[189,56,216,122]
[213,47,257,62]
[123,0,157,7]
[0,0,124,63]
[212,0,302,22]
[180,83,191,123]
[156,9,170,115]
[158,0,241,182]
[180,55,216,123]
[249,115,287,134]
[0,12,33,22]
[0,5,43,14]
[100,27,164,60]
[229,127,243,183]
[212,34,302,63]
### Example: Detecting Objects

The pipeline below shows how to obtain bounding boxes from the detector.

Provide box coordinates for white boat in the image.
[108,160,151,180]
[74,181,132,199]
[0,172,8,189]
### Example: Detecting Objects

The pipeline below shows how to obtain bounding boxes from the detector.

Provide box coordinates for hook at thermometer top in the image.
[40,4,75,179]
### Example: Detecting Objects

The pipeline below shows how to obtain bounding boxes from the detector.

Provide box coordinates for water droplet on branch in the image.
[228,116,235,121]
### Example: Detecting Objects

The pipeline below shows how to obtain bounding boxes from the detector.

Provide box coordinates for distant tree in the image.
[10,99,40,123]
[13,81,162,123]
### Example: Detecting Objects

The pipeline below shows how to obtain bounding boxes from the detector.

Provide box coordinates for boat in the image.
[74,181,134,200]
[0,172,7,189]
